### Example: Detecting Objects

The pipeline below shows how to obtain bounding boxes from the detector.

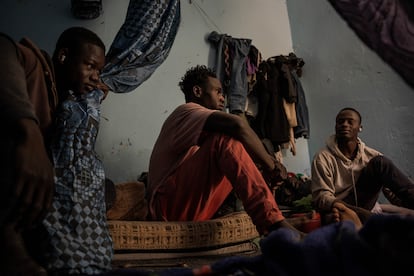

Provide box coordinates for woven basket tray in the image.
[108,211,260,251]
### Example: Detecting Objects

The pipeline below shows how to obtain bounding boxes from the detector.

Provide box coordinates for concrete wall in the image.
[286,0,414,179]
[1,0,311,183]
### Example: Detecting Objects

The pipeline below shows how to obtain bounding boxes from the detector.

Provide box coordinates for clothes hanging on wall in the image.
[101,0,181,93]
[207,31,252,114]
[292,70,310,139]
[251,56,293,149]
[245,45,262,119]
[249,53,309,156]
[207,32,309,156]
[274,53,310,140]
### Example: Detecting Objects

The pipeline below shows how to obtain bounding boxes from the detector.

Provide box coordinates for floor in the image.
[111,244,261,272]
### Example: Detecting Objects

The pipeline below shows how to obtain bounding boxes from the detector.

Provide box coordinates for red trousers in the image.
[153,134,285,235]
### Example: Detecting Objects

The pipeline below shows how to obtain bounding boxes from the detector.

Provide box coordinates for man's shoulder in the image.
[0,33,20,59]
[164,102,215,131]
[174,102,215,115]
[18,37,52,65]
[313,147,333,159]
[0,32,17,47]
[313,136,334,157]
[17,37,58,111]
[312,144,337,165]
[357,138,382,156]
[176,102,202,110]
[362,144,382,156]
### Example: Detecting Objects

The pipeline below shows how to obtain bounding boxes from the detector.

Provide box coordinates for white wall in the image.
[0,0,311,183]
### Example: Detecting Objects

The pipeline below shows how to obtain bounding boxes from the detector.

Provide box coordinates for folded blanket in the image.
[210,214,414,276]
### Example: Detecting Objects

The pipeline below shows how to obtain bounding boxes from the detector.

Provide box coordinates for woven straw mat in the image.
[108,211,260,251]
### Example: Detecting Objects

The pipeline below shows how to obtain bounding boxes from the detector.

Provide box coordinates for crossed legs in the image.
[152,133,285,235]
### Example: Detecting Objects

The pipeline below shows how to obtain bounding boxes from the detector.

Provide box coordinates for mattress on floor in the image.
[107,211,260,251]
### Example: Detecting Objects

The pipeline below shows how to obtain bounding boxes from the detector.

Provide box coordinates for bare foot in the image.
[331,207,341,223]
[0,225,48,276]
[332,207,362,230]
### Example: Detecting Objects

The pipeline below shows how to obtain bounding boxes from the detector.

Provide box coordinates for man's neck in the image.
[337,139,358,160]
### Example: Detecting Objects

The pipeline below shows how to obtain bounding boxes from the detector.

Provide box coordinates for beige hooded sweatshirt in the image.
[311,134,382,212]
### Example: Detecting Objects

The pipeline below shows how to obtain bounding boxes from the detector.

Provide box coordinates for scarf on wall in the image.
[101,0,181,93]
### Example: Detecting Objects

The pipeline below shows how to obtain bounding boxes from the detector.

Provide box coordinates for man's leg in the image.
[154,134,285,235]
[374,156,414,209]
[354,156,414,210]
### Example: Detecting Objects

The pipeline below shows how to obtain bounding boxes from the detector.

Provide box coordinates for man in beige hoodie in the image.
[311,107,414,226]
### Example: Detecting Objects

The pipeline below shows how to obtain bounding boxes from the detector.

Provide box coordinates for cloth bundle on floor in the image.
[209,214,414,276]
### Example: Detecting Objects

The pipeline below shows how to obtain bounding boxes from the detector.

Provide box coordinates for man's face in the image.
[335,109,361,141]
[199,77,225,110]
[65,43,105,95]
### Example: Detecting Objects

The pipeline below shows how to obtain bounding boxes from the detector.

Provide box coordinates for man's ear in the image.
[193,85,202,98]
[57,48,69,64]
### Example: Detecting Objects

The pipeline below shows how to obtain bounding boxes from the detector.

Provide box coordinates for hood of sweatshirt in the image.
[325,134,366,162]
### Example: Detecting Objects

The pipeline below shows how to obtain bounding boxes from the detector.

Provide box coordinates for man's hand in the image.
[261,158,288,188]
[97,80,110,101]
[13,119,54,230]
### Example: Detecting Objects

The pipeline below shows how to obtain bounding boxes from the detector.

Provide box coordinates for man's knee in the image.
[368,155,395,171]
[370,155,387,165]
[203,133,244,152]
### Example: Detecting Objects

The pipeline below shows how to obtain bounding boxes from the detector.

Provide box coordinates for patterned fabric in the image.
[327,0,414,89]
[41,89,113,274]
[206,215,414,276]
[101,0,181,93]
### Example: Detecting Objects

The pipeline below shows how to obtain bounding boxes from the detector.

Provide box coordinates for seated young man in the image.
[0,27,112,275]
[147,65,302,237]
[311,107,414,226]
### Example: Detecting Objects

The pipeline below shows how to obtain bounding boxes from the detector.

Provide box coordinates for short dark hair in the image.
[338,107,362,123]
[178,65,216,101]
[52,26,105,62]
